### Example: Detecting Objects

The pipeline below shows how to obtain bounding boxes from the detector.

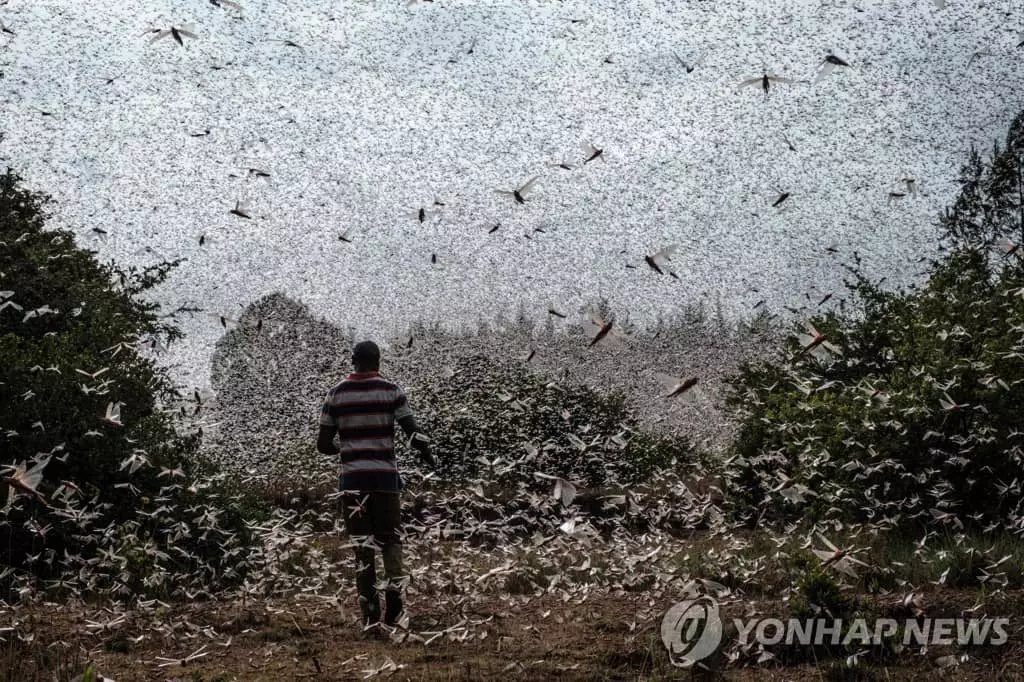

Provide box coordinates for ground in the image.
[8,587,1024,681]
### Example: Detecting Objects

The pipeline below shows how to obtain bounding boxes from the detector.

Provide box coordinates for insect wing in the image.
[998,237,1018,255]
[796,332,817,349]
[653,371,683,392]
[580,314,605,339]
[20,457,49,491]
[553,478,576,506]
[649,244,678,270]
[816,533,840,553]
[814,62,836,83]
[518,175,540,195]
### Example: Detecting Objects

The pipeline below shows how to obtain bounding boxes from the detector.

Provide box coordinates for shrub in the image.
[792,568,855,620]
[410,354,696,488]
[0,169,255,598]
[722,111,1024,534]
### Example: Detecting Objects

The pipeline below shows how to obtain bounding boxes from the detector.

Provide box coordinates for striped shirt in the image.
[319,371,414,492]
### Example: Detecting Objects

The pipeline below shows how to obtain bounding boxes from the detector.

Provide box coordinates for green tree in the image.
[723,112,1024,533]
[939,110,1024,259]
[0,170,250,596]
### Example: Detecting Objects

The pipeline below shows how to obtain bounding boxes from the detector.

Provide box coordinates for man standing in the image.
[317,340,435,630]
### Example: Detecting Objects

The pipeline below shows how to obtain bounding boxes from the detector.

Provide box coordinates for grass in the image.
[1,636,85,682]
[658,526,1024,602]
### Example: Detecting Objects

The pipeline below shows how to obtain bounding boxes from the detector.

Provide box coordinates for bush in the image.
[0,169,255,598]
[412,354,696,488]
[722,111,1024,534]
[792,568,854,620]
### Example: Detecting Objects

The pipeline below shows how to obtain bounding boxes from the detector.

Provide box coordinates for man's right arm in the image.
[317,424,340,455]
[317,389,340,455]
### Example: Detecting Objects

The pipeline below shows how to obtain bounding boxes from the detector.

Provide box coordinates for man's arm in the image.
[317,424,340,455]
[317,390,340,455]
[397,414,420,439]
[395,388,435,467]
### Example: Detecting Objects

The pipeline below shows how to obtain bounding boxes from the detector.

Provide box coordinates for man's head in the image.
[352,340,381,372]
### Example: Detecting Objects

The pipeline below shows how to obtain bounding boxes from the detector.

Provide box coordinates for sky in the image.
[1,0,1022,388]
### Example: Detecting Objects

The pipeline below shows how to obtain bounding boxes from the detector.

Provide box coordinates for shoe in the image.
[383,590,404,626]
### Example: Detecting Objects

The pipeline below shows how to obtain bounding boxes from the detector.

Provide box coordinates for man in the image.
[317,340,435,630]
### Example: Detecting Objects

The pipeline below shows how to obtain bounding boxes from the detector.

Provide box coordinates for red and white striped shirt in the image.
[319,371,414,491]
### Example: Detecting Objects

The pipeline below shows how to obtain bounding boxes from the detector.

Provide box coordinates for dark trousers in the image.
[341,491,404,610]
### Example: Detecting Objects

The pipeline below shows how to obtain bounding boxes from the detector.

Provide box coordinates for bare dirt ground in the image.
[9,587,1024,681]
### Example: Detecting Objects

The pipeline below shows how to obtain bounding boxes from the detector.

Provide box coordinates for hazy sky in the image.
[1,0,1022,387]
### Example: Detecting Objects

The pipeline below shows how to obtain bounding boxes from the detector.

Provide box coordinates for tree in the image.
[0,170,250,597]
[939,110,1024,263]
[723,111,1024,534]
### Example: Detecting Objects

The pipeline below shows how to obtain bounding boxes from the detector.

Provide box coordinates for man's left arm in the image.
[317,390,340,455]
[394,386,436,468]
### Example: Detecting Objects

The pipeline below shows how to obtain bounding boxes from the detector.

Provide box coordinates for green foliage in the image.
[723,113,1024,534]
[792,568,854,620]
[0,170,253,597]
[0,170,191,493]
